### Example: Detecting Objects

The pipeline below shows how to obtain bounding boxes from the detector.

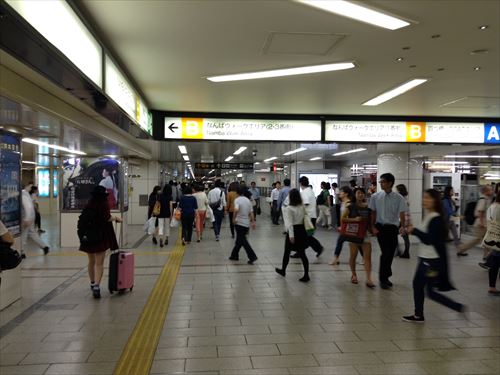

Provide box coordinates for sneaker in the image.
[160,239,164,248]
[152,237,158,245]
[228,256,239,261]
[275,268,286,277]
[247,258,257,265]
[216,236,220,242]
[165,238,168,245]
[299,275,310,283]
[92,285,101,299]
[478,262,490,270]
[38,229,46,233]
[43,247,50,255]
[402,315,425,323]
[380,281,392,290]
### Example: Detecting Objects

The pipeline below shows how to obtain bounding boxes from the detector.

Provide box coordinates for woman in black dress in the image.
[148,186,161,244]
[79,186,122,298]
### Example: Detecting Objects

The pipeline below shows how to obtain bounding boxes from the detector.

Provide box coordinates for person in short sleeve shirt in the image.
[369,173,407,289]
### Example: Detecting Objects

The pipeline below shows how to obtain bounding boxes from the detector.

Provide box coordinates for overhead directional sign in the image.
[164,117,322,141]
[195,162,254,170]
[325,121,500,144]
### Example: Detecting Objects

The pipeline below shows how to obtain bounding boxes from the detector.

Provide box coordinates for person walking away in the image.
[271,181,281,225]
[21,186,49,257]
[442,186,461,250]
[208,180,226,241]
[330,186,353,265]
[317,182,333,229]
[79,186,122,299]
[29,186,44,233]
[369,173,408,289]
[249,181,261,221]
[396,184,412,258]
[179,185,198,245]
[278,179,291,233]
[229,186,258,264]
[294,176,323,257]
[331,183,340,227]
[275,189,311,282]
[226,182,239,239]
[193,184,209,242]
[157,184,173,247]
[402,189,464,322]
[482,191,500,294]
[342,188,375,288]
[148,186,161,245]
[458,185,493,257]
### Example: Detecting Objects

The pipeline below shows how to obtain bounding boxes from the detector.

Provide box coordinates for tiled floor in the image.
[1,213,499,374]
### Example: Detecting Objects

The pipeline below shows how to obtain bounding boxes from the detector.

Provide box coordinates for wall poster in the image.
[0,131,21,234]
[62,157,120,211]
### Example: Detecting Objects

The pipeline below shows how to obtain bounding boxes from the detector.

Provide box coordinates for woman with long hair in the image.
[442,185,460,249]
[275,189,310,282]
[148,185,161,245]
[193,183,209,242]
[342,188,375,288]
[396,184,411,258]
[79,186,122,298]
[330,186,354,265]
[403,189,464,322]
[156,184,173,247]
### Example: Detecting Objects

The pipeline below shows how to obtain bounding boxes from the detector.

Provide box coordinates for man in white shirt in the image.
[458,185,493,257]
[208,180,227,241]
[291,176,323,257]
[229,186,257,264]
[21,187,49,257]
[270,181,281,225]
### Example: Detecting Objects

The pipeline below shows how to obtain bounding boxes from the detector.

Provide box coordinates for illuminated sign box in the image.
[325,121,496,144]
[164,118,322,142]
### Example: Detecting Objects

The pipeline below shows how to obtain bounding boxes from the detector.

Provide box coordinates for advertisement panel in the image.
[62,157,120,211]
[37,169,50,197]
[0,132,21,234]
[164,117,322,142]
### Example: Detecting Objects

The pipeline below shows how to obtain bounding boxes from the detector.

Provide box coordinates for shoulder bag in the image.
[303,207,315,236]
[339,204,367,244]
[483,205,500,252]
[0,241,23,271]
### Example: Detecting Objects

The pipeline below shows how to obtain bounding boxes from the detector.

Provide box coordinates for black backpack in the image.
[209,191,223,210]
[464,198,484,225]
[77,208,104,245]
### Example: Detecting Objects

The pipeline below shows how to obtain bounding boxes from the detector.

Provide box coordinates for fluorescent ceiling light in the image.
[297,0,410,30]
[225,156,234,162]
[207,62,355,82]
[363,78,428,106]
[333,148,367,156]
[22,138,86,155]
[444,155,489,158]
[310,157,322,161]
[22,161,36,165]
[283,147,307,156]
[491,156,500,158]
[254,162,260,165]
[233,147,247,155]
[264,157,278,162]
[178,145,187,154]
[431,161,469,164]
[182,155,190,161]
[485,176,500,180]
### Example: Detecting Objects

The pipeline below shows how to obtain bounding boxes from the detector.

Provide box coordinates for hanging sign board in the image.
[325,121,498,144]
[195,162,254,170]
[163,117,322,141]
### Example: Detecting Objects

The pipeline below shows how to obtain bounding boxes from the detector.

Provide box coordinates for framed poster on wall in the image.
[62,157,120,211]
[0,131,21,235]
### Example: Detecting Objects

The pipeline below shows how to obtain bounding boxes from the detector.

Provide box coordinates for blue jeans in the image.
[213,209,224,237]
[413,258,463,317]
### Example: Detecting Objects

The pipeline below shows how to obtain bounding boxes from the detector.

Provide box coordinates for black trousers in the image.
[488,253,500,288]
[231,225,257,261]
[376,224,399,282]
[307,218,323,253]
[413,258,463,317]
[35,211,41,229]
[228,212,235,237]
[282,232,309,277]
[182,213,195,242]
[271,201,279,224]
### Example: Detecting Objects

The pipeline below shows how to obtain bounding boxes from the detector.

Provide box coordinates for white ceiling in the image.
[81,0,499,117]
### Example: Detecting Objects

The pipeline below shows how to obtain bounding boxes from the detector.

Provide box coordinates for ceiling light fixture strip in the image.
[363,78,429,106]
[22,138,86,155]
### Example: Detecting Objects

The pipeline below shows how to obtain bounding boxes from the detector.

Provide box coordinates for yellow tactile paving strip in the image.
[113,234,185,375]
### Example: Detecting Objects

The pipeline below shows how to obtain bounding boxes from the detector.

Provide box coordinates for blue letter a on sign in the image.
[485,123,500,144]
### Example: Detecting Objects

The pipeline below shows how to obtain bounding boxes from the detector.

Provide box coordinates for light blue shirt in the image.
[278,186,291,210]
[249,187,260,200]
[369,190,407,226]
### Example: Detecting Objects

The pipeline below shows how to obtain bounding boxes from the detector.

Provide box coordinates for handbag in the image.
[152,200,161,217]
[339,204,367,244]
[303,207,315,236]
[144,217,156,235]
[483,205,500,252]
[0,241,23,271]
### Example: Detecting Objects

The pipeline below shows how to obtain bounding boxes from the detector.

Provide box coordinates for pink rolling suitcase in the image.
[108,224,134,294]
[108,250,134,293]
